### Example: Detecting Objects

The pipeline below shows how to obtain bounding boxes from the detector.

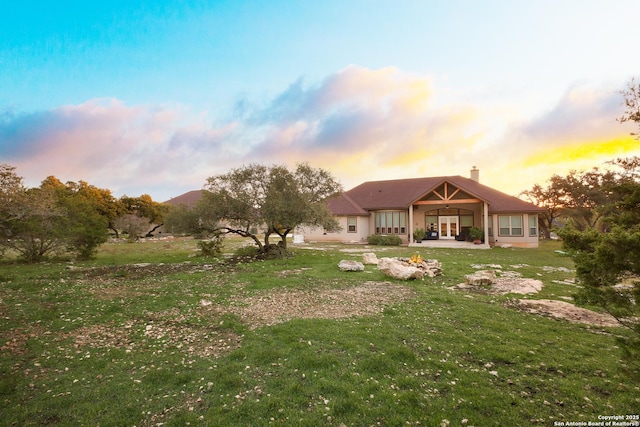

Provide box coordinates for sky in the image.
[1,0,639,202]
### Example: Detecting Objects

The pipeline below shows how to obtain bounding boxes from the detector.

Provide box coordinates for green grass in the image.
[1,238,638,426]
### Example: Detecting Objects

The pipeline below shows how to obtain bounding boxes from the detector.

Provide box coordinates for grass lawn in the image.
[1,238,638,426]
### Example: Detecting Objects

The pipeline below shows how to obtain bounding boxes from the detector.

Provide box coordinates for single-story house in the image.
[298,167,546,248]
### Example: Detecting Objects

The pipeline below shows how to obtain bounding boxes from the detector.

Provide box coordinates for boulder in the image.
[362,252,379,265]
[378,257,424,280]
[422,259,443,277]
[464,270,497,286]
[338,260,365,272]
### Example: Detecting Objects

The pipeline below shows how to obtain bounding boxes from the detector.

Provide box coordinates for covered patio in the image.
[408,240,490,249]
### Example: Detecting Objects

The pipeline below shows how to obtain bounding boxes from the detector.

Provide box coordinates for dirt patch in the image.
[1,326,48,356]
[64,311,242,358]
[225,281,416,329]
[511,299,620,327]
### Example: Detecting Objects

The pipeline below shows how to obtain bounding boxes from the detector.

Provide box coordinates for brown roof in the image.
[341,176,545,214]
[326,193,369,216]
[164,190,206,207]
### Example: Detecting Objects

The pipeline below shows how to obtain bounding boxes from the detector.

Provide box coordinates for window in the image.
[425,215,438,231]
[460,215,473,227]
[498,215,523,236]
[375,211,406,235]
[529,215,538,237]
[347,217,357,233]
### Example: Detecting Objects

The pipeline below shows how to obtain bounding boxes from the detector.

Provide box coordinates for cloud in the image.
[245,65,485,184]
[0,98,239,199]
[1,69,637,201]
[474,82,640,194]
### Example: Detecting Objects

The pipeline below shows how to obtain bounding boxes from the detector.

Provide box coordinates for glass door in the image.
[438,216,458,239]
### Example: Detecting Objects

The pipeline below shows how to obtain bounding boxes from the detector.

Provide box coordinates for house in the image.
[298,167,546,248]
[164,190,208,207]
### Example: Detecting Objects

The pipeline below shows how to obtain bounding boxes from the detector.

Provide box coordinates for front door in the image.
[439,216,458,239]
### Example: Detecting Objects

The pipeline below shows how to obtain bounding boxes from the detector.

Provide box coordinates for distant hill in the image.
[163,190,205,207]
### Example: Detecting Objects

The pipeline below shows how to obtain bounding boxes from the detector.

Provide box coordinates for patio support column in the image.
[483,202,489,245]
[408,204,414,243]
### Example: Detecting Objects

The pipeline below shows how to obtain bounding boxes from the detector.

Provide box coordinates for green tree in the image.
[556,168,617,231]
[164,198,216,239]
[520,177,565,239]
[38,176,109,259]
[118,194,167,239]
[69,180,126,237]
[0,164,27,251]
[523,168,617,233]
[0,170,109,261]
[199,163,341,256]
[559,157,640,378]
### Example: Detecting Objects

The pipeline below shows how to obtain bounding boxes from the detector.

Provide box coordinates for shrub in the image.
[367,234,402,246]
[197,233,224,257]
[235,245,259,257]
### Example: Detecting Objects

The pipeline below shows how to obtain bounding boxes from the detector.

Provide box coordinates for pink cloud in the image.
[0,98,238,199]
[2,70,637,201]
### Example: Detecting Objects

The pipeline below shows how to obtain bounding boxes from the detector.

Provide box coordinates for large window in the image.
[375,211,406,235]
[460,215,473,228]
[347,217,357,233]
[498,215,523,236]
[529,215,538,237]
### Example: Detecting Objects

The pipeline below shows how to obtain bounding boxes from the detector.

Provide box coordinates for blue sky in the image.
[1,0,639,201]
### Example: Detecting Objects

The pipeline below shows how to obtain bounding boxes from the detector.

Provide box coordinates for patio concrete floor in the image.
[408,240,490,249]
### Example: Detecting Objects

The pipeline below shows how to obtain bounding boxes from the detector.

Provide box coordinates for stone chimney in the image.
[470,166,479,182]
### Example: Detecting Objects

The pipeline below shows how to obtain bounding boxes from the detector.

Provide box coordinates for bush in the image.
[367,235,402,246]
[197,233,224,257]
[234,245,259,257]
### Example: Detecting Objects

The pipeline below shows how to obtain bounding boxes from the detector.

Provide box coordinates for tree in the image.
[119,194,167,239]
[618,77,640,139]
[556,168,617,231]
[522,168,617,234]
[0,170,109,261]
[199,163,341,256]
[520,178,565,239]
[69,181,126,237]
[0,164,27,246]
[164,197,216,239]
[40,176,126,238]
[559,157,640,378]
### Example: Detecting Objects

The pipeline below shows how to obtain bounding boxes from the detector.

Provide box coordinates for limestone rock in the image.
[422,259,443,277]
[338,260,365,272]
[454,271,543,295]
[464,270,497,286]
[492,278,543,295]
[362,252,379,265]
[378,257,424,280]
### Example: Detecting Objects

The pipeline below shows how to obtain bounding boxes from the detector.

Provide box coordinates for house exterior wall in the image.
[300,210,540,248]
[296,215,370,243]
[487,213,539,248]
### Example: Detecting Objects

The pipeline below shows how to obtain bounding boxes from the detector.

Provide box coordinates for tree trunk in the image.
[146,223,163,237]
[108,223,119,239]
